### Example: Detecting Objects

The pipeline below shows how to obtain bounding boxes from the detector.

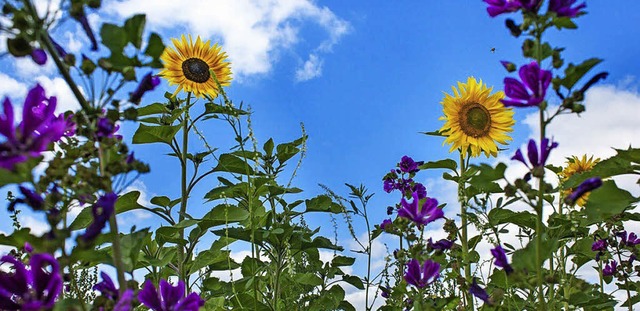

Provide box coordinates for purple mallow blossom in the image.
[138,279,204,311]
[512,138,558,170]
[491,245,513,274]
[412,183,427,199]
[428,238,453,250]
[565,177,602,205]
[380,219,393,230]
[0,85,71,170]
[0,253,63,309]
[548,0,585,17]
[469,278,491,305]
[399,155,422,173]
[483,0,522,17]
[398,192,444,227]
[603,260,617,276]
[130,72,161,104]
[94,272,133,311]
[81,192,117,242]
[502,62,552,108]
[8,186,44,212]
[616,231,640,247]
[404,259,440,289]
[591,239,607,252]
[96,117,122,140]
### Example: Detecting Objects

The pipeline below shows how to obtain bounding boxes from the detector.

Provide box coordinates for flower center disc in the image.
[459,103,491,138]
[182,58,210,83]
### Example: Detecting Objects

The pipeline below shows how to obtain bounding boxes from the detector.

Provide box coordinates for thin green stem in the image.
[459,152,473,310]
[178,93,192,284]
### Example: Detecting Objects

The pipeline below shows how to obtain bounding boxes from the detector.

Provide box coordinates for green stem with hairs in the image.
[178,93,192,284]
[459,152,474,310]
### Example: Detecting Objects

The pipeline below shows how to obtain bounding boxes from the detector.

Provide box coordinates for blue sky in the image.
[2,0,640,308]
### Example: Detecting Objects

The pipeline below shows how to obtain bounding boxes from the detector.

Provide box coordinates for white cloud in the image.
[295,53,323,82]
[119,180,153,224]
[19,214,50,236]
[64,30,84,53]
[105,0,349,80]
[0,73,28,100]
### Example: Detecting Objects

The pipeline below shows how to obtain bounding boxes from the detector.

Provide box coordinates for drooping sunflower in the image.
[439,77,515,158]
[160,35,232,98]
[560,155,600,207]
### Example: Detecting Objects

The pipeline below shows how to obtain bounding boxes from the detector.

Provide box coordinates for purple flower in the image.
[483,0,522,17]
[591,239,607,252]
[603,260,617,276]
[380,286,390,299]
[469,278,491,305]
[8,186,45,212]
[616,231,640,247]
[396,178,413,192]
[24,242,33,253]
[130,72,161,104]
[0,85,68,170]
[502,62,552,107]
[114,289,134,311]
[126,152,136,164]
[512,138,558,170]
[383,178,396,193]
[380,219,393,230]
[95,117,121,140]
[81,192,117,242]
[0,253,63,309]
[404,259,440,289]
[399,156,422,173]
[428,238,453,250]
[398,192,444,226]
[548,0,586,17]
[519,0,542,11]
[491,245,513,274]
[138,279,204,311]
[94,272,119,300]
[564,177,602,205]
[31,48,47,65]
[72,8,98,51]
[412,183,427,199]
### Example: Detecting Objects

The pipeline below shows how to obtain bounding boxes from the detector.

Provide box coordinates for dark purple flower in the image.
[398,192,444,226]
[548,0,586,17]
[383,178,396,193]
[114,289,134,311]
[380,219,393,230]
[8,186,45,212]
[130,72,161,104]
[0,85,68,170]
[0,253,62,309]
[399,156,422,173]
[126,152,135,164]
[31,48,47,65]
[63,114,76,136]
[564,177,602,205]
[491,245,513,274]
[386,206,394,215]
[94,272,119,300]
[404,259,440,289]
[95,117,121,139]
[512,138,558,170]
[603,260,617,276]
[502,62,552,107]
[412,183,427,199]
[81,192,117,242]
[483,0,522,17]
[519,0,542,11]
[469,278,491,305]
[380,286,390,299]
[428,238,453,250]
[72,9,98,51]
[591,239,607,252]
[138,279,204,311]
[616,231,640,247]
[396,178,413,192]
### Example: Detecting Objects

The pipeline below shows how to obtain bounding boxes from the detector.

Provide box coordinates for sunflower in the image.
[439,77,515,158]
[560,155,600,207]
[160,35,232,98]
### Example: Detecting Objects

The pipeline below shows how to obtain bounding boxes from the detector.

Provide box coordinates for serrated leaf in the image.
[132,124,181,145]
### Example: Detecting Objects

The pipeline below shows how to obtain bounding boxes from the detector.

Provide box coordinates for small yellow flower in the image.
[160,35,232,98]
[560,155,600,207]
[439,77,515,158]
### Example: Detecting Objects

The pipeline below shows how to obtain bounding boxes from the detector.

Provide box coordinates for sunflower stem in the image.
[178,93,192,285]
[459,152,474,310]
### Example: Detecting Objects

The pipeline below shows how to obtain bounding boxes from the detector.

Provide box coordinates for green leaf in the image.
[123,14,146,49]
[263,138,274,157]
[342,275,364,289]
[136,103,168,117]
[488,209,537,230]
[512,238,558,272]
[553,17,578,29]
[132,124,181,145]
[212,153,256,175]
[565,147,640,188]
[561,58,602,90]
[204,103,248,118]
[331,256,356,267]
[419,159,457,171]
[304,195,343,213]
[276,136,305,164]
[119,229,150,270]
[115,191,146,214]
[199,204,250,228]
[190,250,237,273]
[100,23,128,52]
[150,196,171,207]
[144,33,165,60]
[295,273,323,286]
[584,180,637,225]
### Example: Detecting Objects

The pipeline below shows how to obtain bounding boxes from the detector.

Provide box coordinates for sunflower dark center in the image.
[182,58,210,83]
[459,103,491,138]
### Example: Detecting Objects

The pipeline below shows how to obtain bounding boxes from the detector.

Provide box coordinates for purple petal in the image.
[138,280,163,311]
[159,279,185,309]
[527,139,539,167]
[31,49,47,65]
